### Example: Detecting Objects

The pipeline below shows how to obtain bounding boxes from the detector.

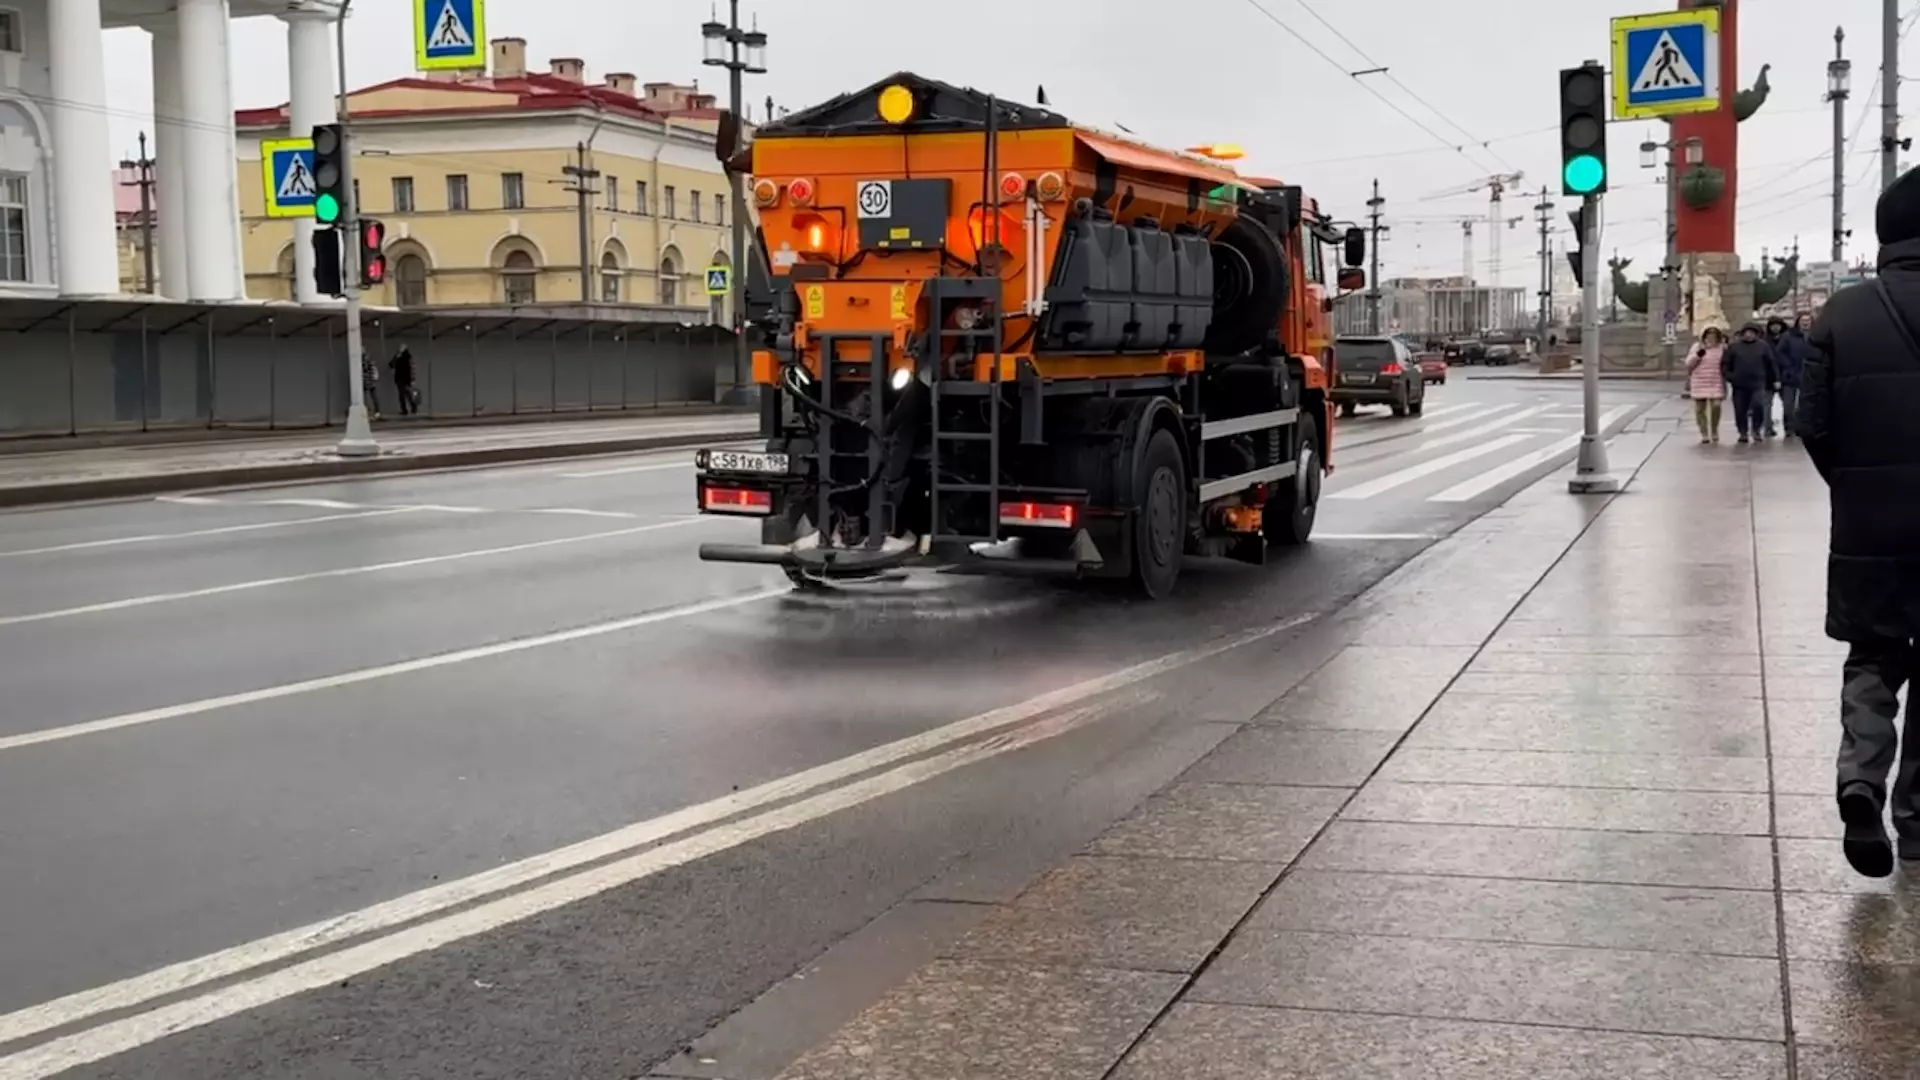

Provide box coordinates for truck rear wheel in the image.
[1131,429,1187,599]
[1266,414,1321,547]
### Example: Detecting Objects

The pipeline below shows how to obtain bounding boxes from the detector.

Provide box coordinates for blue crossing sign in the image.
[705,265,731,296]
[261,138,317,219]
[415,0,485,72]
[1611,8,1721,120]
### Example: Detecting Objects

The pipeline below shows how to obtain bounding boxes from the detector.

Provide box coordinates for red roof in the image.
[234,71,697,129]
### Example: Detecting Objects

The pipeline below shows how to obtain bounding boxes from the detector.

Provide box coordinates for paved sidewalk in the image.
[0,412,758,507]
[752,412,1915,1079]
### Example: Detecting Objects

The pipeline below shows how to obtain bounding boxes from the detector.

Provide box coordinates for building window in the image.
[690,190,702,223]
[392,177,415,213]
[714,193,726,227]
[600,252,621,303]
[606,175,619,212]
[502,173,525,210]
[663,185,676,220]
[0,10,20,53]
[503,250,536,304]
[659,254,679,305]
[446,174,469,211]
[0,174,27,282]
[395,254,428,307]
[636,180,648,215]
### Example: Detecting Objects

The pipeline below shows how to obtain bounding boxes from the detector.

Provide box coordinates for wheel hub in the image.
[1147,468,1179,562]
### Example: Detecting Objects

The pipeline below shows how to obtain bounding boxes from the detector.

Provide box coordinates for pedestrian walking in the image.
[389,345,420,417]
[1685,326,1727,444]
[1795,169,1920,878]
[1781,312,1814,437]
[1721,322,1779,443]
[360,351,382,420]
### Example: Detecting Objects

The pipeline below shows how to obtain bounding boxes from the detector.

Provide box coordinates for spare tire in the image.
[1203,215,1290,357]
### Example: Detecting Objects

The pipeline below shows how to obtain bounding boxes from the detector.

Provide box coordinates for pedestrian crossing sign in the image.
[414,0,485,71]
[1611,8,1720,120]
[261,138,318,219]
[705,265,731,296]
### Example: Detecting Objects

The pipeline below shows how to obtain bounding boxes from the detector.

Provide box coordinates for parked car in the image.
[1332,336,1427,418]
[1416,352,1449,385]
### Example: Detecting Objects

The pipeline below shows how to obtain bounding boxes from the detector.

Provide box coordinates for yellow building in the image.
[235,38,742,320]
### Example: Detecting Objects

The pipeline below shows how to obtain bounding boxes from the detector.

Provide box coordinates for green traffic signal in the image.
[1563,155,1605,195]
[315,193,340,224]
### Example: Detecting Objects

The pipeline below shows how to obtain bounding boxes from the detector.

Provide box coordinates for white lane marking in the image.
[152,495,223,505]
[1327,432,1538,501]
[1384,406,1555,457]
[0,613,1313,1056]
[244,498,365,510]
[0,691,1147,1078]
[1313,533,1437,540]
[558,460,695,479]
[0,509,426,559]
[0,584,786,756]
[1427,404,1638,502]
[0,517,719,630]
[397,504,492,514]
[527,507,640,520]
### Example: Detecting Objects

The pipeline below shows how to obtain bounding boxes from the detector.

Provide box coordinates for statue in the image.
[1610,257,1650,315]
[1753,251,1801,308]
[1685,260,1728,336]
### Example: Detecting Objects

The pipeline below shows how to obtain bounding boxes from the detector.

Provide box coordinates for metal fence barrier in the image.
[0,299,734,439]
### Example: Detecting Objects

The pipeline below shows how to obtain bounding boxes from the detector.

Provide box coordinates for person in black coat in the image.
[389,346,419,416]
[1720,322,1779,443]
[1797,167,1920,878]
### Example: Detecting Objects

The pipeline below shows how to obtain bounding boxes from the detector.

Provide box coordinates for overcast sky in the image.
[100,0,1908,285]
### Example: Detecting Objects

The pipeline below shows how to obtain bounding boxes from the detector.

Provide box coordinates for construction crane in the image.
[1395,214,1527,286]
[1419,172,1526,289]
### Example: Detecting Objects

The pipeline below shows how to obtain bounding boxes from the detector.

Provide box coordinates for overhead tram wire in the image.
[1281,0,1522,174]
[1233,0,1507,175]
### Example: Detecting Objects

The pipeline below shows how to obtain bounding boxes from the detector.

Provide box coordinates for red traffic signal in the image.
[357,218,387,288]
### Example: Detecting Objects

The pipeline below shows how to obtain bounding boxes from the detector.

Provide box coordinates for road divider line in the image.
[1313,533,1438,540]
[0,508,426,558]
[0,517,719,629]
[1327,432,1537,501]
[1427,404,1638,502]
[558,460,697,479]
[0,612,1314,1054]
[0,685,1167,1079]
[0,585,786,756]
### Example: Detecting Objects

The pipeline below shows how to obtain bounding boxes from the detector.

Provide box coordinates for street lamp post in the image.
[1829,34,1853,264]
[702,3,767,403]
[1639,133,1703,377]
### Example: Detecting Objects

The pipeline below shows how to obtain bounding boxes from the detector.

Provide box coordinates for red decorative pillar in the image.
[1672,0,1737,254]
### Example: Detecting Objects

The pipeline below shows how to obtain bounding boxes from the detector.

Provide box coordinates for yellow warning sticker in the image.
[890,285,907,322]
[805,286,825,320]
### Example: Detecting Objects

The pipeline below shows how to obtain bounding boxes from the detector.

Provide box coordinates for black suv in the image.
[1332,336,1427,418]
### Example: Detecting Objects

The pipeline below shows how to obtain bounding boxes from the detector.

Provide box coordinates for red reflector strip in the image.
[998,501,1076,528]
[703,486,773,515]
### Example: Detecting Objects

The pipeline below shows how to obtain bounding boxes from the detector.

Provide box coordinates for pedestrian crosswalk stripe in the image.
[1328,432,1536,501]
[1428,404,1638,502]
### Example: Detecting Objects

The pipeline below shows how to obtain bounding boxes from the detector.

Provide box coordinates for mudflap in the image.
[934,527,1109,580]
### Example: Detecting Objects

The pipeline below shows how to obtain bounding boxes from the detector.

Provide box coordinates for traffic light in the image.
[358,218,387,289]
[311,123,347,227]
[311,227,343,297]
[1558,64,1609,196]
[1566,207,1588,289]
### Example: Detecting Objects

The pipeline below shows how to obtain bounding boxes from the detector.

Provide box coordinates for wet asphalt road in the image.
[0,372,1665,1078]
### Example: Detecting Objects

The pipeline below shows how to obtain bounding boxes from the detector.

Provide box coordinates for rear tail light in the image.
[703,485,773,515]
[1379,362,1402,375]
[786,177,816,207]
[999,501,1077,529]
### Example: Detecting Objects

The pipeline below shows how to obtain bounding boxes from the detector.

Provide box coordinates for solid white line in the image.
[0,517,718,629]
[248,498,366,510]
[0,585,786,756]
[0,508,425,558]
[0,689,1147,1079]
[0,613,1312,1057]
[152,495,223,505]
[558,460,695,479]
[1314,533,1437,540]
[1427,404,1638,502]
[1327,432,1538,501]
[527,507,640,520]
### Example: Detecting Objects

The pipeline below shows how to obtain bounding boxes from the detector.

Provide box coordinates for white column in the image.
[47,0,120,296]
[150,23,189,300]
[284,11,337,304]
[177,0,240,301]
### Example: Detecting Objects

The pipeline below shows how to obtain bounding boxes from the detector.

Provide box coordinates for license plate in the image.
[703,449,790,474]
[1344,374,1374,385]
